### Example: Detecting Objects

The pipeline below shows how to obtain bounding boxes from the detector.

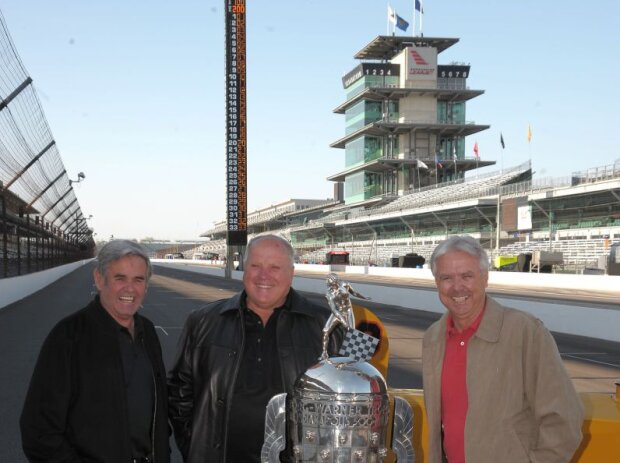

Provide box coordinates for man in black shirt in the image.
[20,240,170,463]
[168,234,341,463]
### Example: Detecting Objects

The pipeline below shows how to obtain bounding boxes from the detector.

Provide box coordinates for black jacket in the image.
[20,297,170,463]
[167,289,340,463]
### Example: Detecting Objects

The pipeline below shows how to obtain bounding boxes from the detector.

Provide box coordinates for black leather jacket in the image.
[20,297,170,463]
[167,289,340,463]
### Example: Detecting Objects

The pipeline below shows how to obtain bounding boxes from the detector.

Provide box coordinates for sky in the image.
[0,0,618,241]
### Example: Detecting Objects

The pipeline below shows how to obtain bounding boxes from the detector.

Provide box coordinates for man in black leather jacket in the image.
[20,240,170,463]
[168,234,341,463]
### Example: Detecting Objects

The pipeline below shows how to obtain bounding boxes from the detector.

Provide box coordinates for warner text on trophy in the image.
[261,273,415,463]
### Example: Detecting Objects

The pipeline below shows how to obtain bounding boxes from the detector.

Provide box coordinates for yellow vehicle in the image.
[351,304,620,462]
[493,254,519,271]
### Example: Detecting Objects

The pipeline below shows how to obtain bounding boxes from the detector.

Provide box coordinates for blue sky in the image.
[1,0,618,241]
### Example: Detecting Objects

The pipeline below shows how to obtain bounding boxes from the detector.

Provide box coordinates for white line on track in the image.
[155,326,169,336]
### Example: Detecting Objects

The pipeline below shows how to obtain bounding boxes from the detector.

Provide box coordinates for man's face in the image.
[434,249,488,331]
[243,239,294,312]
[94,255,148,327]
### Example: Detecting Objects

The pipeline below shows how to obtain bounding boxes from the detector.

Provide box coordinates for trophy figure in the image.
[320,273,359,360]
[261,273,415,463]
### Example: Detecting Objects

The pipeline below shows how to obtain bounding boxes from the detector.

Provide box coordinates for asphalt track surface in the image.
[1,263,618,462]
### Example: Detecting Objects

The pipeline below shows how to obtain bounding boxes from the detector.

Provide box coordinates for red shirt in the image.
[440,307,485,463]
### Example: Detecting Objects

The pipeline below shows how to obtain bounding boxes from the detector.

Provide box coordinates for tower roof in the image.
[354,35,459,60]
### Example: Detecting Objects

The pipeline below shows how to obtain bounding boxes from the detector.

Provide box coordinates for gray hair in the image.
[96,240,152,282]
[430,235,489,276]
[243,234,294,268]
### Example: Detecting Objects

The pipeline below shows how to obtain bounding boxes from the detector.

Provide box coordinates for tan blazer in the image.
[422,297,584,463]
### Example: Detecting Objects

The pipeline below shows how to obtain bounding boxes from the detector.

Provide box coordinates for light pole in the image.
[67,172,87,257]
[69,172,85,186]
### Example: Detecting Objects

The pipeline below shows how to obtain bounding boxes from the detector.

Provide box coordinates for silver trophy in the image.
[261,273,415,463]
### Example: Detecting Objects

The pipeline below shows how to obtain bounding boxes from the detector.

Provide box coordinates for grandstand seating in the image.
[190,229,618,272]
[365,165,525,217]
[496,237,618,270]
[301,163,529,230]
[296,235,619,271]
[199,160,620,274]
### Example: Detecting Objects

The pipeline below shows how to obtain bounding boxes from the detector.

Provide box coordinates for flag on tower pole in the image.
[453,143,457,176]
[526,124,533,166]
[395,14,409,31]
[388,5,409,32]
[388,5,395,33]
[473,142,479,158]
[413,0,424,36]
[388,5,395,24]
[434,153,441,184]
[500,133,505,149]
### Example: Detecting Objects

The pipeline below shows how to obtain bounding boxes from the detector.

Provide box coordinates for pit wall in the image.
[152,260,620,343]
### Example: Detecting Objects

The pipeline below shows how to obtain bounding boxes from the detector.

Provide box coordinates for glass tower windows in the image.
[437,77,466,90]
[345,136,384,168]
[437,101,465,124]
[345,100,399,134]
[344,171,382,203]
[345,74,399,100]
[345,100,381,134]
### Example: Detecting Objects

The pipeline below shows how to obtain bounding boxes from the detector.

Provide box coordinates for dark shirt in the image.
[118,317,154,459]
[226,297,287,463]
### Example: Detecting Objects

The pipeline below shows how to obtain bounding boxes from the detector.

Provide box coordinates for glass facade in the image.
[345,100,399,135]
[344,171,383,203]
[344,136,384,167]
[333,49,480,205]
[345,100,381,134]
[437,101,465,124]
[437,138,461,161]
[345,74,399,100]
[437,76,467,90]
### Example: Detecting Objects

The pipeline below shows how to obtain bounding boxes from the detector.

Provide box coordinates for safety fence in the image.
[0,10,94,278]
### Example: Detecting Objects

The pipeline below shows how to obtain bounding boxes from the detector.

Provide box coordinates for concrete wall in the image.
[153,261,620,343]
[295,263,620,293]
[0,260,92,310]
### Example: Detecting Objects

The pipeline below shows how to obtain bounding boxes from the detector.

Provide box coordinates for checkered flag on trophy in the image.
[338,328,379,362]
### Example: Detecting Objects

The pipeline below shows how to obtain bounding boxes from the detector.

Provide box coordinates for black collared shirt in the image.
[226,294,289,463]
[118,317,154,459]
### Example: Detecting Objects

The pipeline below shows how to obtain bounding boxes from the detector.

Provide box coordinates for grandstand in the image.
[206,198,338,236]
[139,241,208,259]
[200,32,620,273]
[202,159,620,272]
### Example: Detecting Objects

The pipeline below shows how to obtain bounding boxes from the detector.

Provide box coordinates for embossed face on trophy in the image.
[261,274,415,463]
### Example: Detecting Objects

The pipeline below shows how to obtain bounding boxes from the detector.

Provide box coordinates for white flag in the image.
[418,160,429,170]
[388,5,396,24]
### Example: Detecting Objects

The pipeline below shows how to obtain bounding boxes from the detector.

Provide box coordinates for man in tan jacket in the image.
[422,235,583,463]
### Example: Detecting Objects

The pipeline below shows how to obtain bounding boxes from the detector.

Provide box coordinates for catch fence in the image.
[0,10,94,278]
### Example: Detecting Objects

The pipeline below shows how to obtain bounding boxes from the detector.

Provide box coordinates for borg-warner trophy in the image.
[261,273,414,463]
